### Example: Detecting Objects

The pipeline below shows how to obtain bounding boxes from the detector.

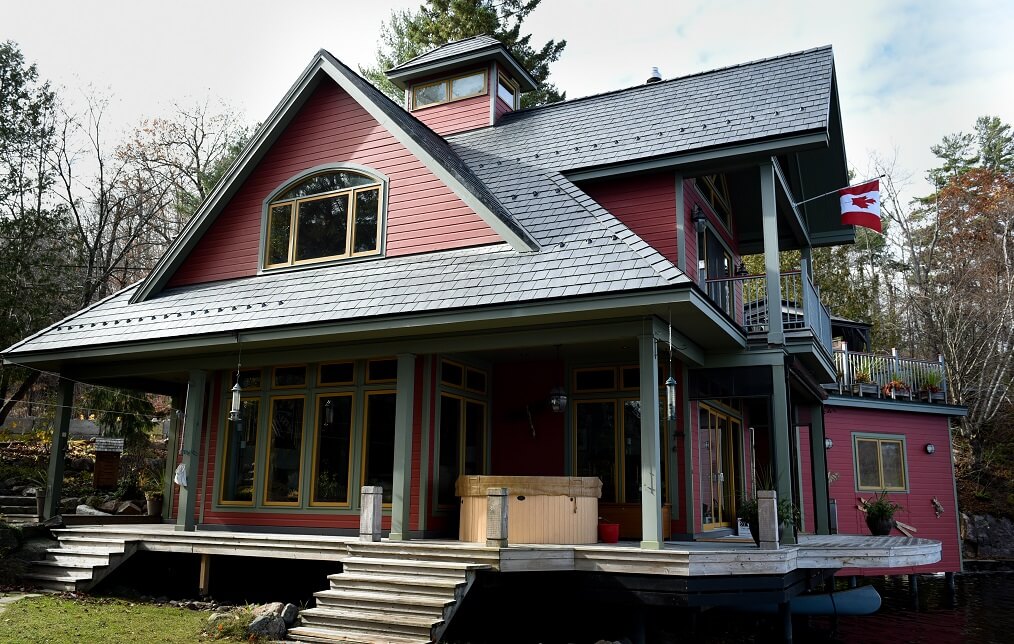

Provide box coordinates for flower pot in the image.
[866,516,894,536]
[146,497,163,517]
[598,522,620,543]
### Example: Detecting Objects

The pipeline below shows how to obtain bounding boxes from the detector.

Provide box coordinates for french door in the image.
[698,404,741,530]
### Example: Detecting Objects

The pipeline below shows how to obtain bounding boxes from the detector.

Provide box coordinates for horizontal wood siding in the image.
[413,93,491,136]
[494,96,513,122]
[818,405,962,574]
[582,172,678,266]
[167,82,500,287]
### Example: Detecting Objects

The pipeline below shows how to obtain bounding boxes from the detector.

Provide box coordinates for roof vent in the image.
[646,67,662,84]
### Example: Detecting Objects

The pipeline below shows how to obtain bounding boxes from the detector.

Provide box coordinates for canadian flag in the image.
[839,179,882,233]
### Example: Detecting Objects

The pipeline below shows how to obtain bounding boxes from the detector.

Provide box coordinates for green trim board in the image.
[824,396,967,417]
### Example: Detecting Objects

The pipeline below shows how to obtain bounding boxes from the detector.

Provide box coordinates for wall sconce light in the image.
[735,262,749,277]
[925,443,936,455]
[691,204,707,233]
[548,386,567,413]
[824,437,833,449]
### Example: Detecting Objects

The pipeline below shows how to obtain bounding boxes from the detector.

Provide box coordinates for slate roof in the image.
[387,35,504,72]
[4,45,837,359]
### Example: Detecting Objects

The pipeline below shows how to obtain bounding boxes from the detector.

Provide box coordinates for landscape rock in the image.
[253,601,284,617]
[98,500,119,513]
[964,513,1014,559]
[75,504,111,516]
[247,614,286,640]
[41,515,64,529]
[281,602,299,625]
[115,501,144,515]
[22,486,40,497]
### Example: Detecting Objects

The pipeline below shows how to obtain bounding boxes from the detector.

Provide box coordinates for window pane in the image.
[414,82,446,107]
[621,367,639,390]
[437,395,460,506]
[575,368,615,391]
[319,362,354,385]
[221,399,259,503]
[367,359,397,382]
[267,204,292,265]
[353,188,380,253]
[280,172,376,200]
[451,72,484,99]
[296,194,348,261]
[497,77,515,104]
[856,439,881,488]
[441,361,464,387]
[274,366,306,388]
[464,401,485,475]
[880,441,905,488]
[312,395,352,504]
[623,400,642,503]
[363,393,397,504]
[238,369,262,390]
[266,398,304,503]
[574,401,617,502]
[465,368,486,393]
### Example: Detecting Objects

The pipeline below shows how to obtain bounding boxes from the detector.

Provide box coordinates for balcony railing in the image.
[829,345,948,402]
[706,271,833,352]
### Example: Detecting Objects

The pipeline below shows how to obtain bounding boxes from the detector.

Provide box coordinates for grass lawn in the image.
[0,595,218,643]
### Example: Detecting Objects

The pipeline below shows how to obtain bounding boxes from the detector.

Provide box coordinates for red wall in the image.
[494,95,513,122]
[413,93,491,136]
[819,405,961,574]
[167,81,501,288]
[490,360,566,476]
[583,172,678,267]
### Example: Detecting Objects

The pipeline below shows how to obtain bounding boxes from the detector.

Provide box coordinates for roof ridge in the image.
[387,34,499,72]
[497,45,833,122]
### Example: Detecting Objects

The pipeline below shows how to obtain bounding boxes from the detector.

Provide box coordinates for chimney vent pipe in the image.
[646,67,662,84]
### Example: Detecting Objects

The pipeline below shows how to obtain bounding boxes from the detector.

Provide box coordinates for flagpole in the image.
[791,174,885,207]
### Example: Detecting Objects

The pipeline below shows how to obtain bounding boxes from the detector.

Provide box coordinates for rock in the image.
[41,515,64,529]
[963,513,1014,559]
[22,486,41,497]
[247,615,286,640]
[98,500,119,513]
[281,603,299,626]
[75,504,111,516]
[115,501,144,515]
[253,601,284,618]
[208,612,232,625]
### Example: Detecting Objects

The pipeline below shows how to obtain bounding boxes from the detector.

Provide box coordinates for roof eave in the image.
[386,47,538,92]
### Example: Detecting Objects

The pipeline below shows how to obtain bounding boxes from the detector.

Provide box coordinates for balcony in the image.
[706,270,833,354]
[827,346,948,402]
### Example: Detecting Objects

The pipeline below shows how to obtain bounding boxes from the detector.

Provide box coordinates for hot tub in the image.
[455,475,602,544]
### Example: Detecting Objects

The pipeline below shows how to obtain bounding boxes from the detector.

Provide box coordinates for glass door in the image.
[699,404,741,530]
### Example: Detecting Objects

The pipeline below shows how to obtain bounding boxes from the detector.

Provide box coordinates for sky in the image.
[5,0,1014,203]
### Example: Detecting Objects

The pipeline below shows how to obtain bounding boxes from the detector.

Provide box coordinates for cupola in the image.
[385,35,538,136]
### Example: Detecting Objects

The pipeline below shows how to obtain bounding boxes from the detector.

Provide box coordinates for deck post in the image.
[638,330,664,550]
[44,379,74,520]
[809,404,831,534]
[389,353,416,541]
[757,490,780,550]
[175,370,207,532]
[198,554,211,596]
[486,487,509,548]
[760,162,784,345]
[769,361,795,544]
[360,486,382,541]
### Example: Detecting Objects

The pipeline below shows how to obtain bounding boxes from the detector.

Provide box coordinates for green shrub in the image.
[205,605,259,640]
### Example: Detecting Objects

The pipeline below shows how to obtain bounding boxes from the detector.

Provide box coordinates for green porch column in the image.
[175,370,207,532]
[769,362,795,544]
[162,393,182,521]
[760,162,784,345]
[44,379,75,520]
[389,353,416,541]
[639,332,664,550]
[809,403,831,534]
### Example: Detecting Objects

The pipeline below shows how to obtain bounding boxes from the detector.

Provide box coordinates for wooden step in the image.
[0,495,36,506]
[314,588,451,616]
[299,607,439,639]
[341,557,487,578]
[347,542,500,565]
[329,572,463,596]
[287,625,429,644]
[32,559,108,573]
[44,549,114,565]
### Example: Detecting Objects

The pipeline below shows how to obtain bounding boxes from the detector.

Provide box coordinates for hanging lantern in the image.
[324,398,334,425]
[548,386,568,413]
[665,376,678,422]
[228,382,242,422]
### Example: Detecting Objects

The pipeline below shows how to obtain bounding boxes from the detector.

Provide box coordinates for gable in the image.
[167,81,503,288]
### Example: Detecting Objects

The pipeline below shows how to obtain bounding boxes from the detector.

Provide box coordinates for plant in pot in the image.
[882,373,909,399]
[851,357,881,396]
[142,468,165,517]
[737,496,800,546]
[919,371,945,403]
[862,490,902,536]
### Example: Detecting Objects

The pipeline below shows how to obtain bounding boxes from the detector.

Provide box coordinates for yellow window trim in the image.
[218,396,260,506]
[309,392,355,508]
[262,394,307,507]
[412,69,488,110]
[854,436,908,491]
[365,357,398,384]
[361,389,398,508]
[317,361,356,386]
[271,365,308,389]
[573,366,618,393]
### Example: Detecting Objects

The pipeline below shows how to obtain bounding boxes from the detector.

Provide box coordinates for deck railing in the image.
[707,271,833,352]
[830,345,948,401]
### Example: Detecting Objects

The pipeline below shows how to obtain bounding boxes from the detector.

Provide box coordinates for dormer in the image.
[385,35,538,136]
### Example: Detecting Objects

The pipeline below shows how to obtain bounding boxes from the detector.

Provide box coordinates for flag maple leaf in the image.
[851,195,876,209]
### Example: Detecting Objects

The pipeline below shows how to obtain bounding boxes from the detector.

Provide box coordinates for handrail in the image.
[832,346,947,400]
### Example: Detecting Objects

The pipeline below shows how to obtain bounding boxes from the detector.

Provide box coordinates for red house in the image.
[6,36,964,641]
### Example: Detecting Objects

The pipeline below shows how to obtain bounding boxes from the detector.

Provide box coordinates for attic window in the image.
[265,170,383,268]
[412,70,487,109]
[496,74,517,108]
[696,175,732,229]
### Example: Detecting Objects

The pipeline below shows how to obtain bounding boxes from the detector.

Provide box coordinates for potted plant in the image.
[737,496,800,547]
[918,371,945,403]
[882,373,909,399]
[851,357,881,396]
[142,468,165,517]
[862,490,902,536]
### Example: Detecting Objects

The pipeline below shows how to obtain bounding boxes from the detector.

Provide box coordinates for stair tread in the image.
[34,560,107,570]
[329,572,463,588]
[301,606,441,628]
[288,625,429,644]
[344,556,488,569]
[23,570,91,581]
[315,589,452,607]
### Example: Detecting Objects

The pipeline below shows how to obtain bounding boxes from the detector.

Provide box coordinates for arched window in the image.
[265,169,383,268]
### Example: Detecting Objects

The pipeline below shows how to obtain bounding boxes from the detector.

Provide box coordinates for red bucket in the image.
[598,522,620,543]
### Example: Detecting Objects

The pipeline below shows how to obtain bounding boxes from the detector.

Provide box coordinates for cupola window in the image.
[412,70,487,109]
[265,170,383,268]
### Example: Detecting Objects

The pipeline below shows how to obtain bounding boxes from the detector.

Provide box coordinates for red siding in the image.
[494,96,513,122]
[413,93,491,135]
[814,405,962,574]
[583,172,678,266]
[167,82,501,287]
[490,360,566,476]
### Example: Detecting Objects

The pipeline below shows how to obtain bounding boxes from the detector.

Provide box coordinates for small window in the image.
[367,359,398,383]
[237,369,262,390]
[265,170,383,269]
[620,367,639,390]
[697,175,732,229]
[441,360,464,387]
[319,362,354,386]
[465,368,487,394]
[575,367,617,392]
[412,71,487,109]
[855,436,907,491]
[497,74,516,107]
[273,366,306,388]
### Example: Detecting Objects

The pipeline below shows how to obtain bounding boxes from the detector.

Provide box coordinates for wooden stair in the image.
[289,541,499,644]
[0,494,39,525]
[23,529,137,592]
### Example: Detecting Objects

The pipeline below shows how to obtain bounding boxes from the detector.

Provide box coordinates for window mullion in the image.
[287,199,300,265]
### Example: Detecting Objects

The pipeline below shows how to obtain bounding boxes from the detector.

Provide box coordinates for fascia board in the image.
[387,47,538,91]
[824,395,968,417]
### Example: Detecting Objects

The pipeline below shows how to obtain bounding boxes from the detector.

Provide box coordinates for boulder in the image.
[115,501,144,516]
[964,513,1014,559]
[75,504,111,516]
[281,603,299,626]
[253,601,285,618]
[41,515,64,529]
[98,500,119,513]
[247,615,286,640]
[22,486,41,497]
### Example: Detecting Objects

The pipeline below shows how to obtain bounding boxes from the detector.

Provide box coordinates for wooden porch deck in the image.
[43,523,941,577]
